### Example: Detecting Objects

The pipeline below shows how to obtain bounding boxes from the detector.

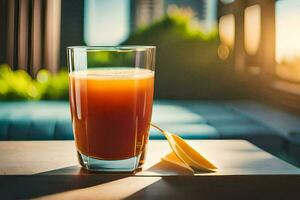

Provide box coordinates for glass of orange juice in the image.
[67,46,155,172]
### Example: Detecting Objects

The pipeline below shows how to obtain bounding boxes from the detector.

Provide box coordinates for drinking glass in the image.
[67,46,156,172]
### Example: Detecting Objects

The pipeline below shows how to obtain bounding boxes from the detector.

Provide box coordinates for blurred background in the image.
[1,0,298,104]
[1,0,300,166]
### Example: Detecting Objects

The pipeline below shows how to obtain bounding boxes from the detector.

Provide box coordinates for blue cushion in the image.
[0,101,72,140]
[152,104,206,124]
[0,100,279,142]
[205,113,247,123]
[7,116,31,140]
[54,119,73,140]
[29,118,56,140]
[184,103,231,116]
[0,118,9,140]
[215,124,277,138]
[149,123,219,139]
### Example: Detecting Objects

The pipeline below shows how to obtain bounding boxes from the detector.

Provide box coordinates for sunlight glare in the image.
[244,5,261,55]
[219,14,235,48]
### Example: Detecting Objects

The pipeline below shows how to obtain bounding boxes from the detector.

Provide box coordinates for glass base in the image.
[77,151,142,172]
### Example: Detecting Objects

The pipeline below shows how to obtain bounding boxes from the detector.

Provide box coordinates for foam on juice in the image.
[70,68,154,80]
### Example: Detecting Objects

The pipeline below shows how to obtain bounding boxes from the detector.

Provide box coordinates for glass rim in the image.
[67,45,156,52]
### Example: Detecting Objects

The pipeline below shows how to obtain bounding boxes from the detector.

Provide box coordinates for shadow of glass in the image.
[32,161,212,199]
[35,176,161,200]
[123,175,300,200]
[36,165,83,175]
[139,160,210,176]
[36,164,141,175]
[145,160,193,175]
[1,174,130,199]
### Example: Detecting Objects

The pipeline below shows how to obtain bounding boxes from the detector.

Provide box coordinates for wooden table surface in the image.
[0,140,300,199]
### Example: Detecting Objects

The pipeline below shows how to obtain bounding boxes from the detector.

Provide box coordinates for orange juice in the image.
[69,68,154,161]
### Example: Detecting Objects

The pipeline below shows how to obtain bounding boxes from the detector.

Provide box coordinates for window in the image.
[218,14,234,60]
[244,4,261,56]
[84,0,130,46]
[165,0,217,33]
[276,0,300,82]
[219,14,235,48]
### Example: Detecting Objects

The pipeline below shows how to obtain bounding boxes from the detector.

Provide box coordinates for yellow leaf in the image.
[161,152,194,172]
[151,123,217,172]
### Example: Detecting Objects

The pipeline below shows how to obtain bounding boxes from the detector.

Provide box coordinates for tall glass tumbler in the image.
[67,46,156,172]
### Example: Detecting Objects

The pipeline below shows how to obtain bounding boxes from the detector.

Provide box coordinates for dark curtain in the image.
[0,0,84,76]
[0,0,8,65]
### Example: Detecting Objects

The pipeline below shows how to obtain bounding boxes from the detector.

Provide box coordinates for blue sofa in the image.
[0,100,298,166]
[0,100,276,140]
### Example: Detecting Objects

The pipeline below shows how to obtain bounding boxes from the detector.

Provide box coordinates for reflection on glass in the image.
[220,0,234,4]
[244,4,261,55]
[276,0,300,82]
[219,14,235,48]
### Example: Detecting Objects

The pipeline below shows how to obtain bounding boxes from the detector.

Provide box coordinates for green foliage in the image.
[0,64,69,101]
[130,9,218,43]
[87,50,135,68]
[0,8,237,101]
[124,8,236,99]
